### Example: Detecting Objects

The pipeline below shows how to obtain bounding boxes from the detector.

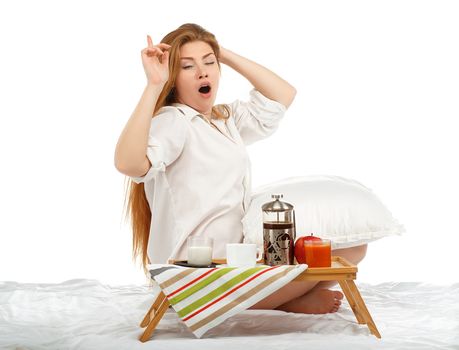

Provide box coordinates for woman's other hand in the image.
[218,46,229,65]
[216,46,296,108]
[141,35,171,87]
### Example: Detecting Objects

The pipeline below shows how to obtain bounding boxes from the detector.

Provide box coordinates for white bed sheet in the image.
[1,279,458,350]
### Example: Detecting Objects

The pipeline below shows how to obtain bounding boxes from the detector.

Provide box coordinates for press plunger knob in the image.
[271,194,283,199]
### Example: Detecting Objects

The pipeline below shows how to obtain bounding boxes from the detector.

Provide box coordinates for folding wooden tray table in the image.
[139,256,381,342]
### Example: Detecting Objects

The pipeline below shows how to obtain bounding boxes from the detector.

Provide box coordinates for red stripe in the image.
[183,266,280,321]
[166,268,217,298]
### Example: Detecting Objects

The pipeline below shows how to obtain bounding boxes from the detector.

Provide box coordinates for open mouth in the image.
[198,85,211,94]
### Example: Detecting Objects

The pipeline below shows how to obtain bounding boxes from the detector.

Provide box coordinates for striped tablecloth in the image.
[149,264,307,338]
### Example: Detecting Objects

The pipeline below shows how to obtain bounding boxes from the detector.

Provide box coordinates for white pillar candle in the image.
[188,246,212,266]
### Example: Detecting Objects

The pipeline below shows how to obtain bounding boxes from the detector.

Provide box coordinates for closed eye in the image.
[205,61,215,65]
[182,65,193,69]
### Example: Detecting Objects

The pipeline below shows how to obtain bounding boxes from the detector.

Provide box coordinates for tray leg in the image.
[338,280,365,324]
[139,292,170,342]
[346,280,381,339]
[140,291,167,327]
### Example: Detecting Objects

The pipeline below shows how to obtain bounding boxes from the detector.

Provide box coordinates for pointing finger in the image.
[147,35,154,47]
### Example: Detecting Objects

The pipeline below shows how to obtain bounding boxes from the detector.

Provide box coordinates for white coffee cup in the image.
[226,243,263,267]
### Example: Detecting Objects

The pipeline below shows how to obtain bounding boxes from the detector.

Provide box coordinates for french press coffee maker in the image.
[262,194,296,265]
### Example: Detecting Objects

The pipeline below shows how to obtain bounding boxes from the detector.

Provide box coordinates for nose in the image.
[197,65,208,79]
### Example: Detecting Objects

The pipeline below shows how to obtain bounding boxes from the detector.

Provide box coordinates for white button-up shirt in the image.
[131,90,286,263]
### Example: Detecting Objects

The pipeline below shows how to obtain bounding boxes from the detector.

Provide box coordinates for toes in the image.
[333,291,344,300]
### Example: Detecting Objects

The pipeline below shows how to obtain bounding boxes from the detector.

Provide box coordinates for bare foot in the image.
[275,289,344,314]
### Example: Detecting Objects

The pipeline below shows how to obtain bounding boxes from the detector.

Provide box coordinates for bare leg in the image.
[249,244,368,314]
[249,280,319,310]
[334,243,368,265]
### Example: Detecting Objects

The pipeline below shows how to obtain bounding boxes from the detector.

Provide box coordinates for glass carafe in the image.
[262,194,296,265]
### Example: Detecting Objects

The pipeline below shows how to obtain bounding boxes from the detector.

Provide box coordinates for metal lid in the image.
[262,194,294,212]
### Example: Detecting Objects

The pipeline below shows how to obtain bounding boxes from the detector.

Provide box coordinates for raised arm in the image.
[114,35,170,177]
[219,47,296,108]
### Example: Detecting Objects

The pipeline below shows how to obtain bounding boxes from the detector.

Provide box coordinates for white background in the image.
[0,0,458,286]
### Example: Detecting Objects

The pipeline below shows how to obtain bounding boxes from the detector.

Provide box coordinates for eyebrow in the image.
[180,52,215,61]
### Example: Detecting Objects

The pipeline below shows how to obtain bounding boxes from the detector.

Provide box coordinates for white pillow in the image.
[242,175,405,249]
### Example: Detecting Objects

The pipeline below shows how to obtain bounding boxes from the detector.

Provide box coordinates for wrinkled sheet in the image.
[1,279,458,350]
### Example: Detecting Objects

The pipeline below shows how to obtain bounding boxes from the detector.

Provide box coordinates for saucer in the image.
[173,261,217,268]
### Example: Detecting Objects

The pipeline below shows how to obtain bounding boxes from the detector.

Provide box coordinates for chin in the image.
[196,101,215,114]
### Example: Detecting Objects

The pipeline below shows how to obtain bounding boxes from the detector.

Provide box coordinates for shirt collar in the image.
[172,103,206,120]
[172,103,236,144]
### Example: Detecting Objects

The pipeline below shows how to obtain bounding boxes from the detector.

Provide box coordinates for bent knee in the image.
[353,244,368,261]
[333,244,368,265]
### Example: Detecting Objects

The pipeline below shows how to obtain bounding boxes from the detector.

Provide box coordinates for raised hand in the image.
[141,35,171,86]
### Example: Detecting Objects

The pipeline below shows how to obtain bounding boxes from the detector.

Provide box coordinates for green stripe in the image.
[176,266,266,318]
[169,268,236,305]
[189,266,296,332]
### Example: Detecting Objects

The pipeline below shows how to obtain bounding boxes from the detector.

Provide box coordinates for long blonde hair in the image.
[123,23,229,275]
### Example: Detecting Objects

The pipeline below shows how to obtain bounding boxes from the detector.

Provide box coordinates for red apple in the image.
[294,234,322,264]
[305,234,322,242]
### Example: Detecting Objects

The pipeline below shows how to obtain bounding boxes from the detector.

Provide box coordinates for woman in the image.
[114,23,370,314]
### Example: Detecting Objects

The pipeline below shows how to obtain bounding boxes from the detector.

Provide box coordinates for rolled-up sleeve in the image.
[130,107,187,184]
[230,89,287,145]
